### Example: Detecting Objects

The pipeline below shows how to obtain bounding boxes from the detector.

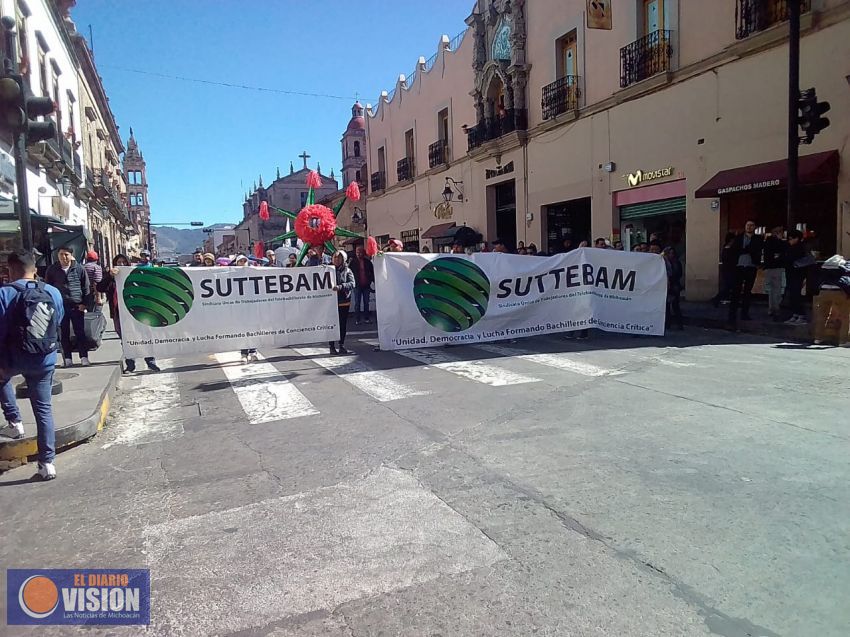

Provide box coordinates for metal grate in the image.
[620,30,673,88]
[397,157,414,182]
[736,0,811,39]
[370,171,385,193]
[429,140,448,168]
[449,28,468,51]
[542,76,580,120]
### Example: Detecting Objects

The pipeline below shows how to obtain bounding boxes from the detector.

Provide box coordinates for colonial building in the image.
[124,129,152,255]
[239,155,338,254]
[0,0,86,227]
[69,21,132,265]
[327,102,368,248]
[365,0,850,299]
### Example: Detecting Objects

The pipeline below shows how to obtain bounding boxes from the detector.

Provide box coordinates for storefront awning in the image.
[695,150,839,198]
[421,222,456,239]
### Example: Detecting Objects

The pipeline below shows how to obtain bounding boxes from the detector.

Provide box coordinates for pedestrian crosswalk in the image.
[105,335,698,445]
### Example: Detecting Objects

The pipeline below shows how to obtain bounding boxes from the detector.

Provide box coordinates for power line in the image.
[99,64,356,101]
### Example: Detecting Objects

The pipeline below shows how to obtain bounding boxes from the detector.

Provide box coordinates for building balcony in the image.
[735,0,810,39]
[370,171,386,193]
[620,30,673,88]
[397,157,414,183]
[428,140,449,169]
[466,109,528,152]
[542,75,581,120]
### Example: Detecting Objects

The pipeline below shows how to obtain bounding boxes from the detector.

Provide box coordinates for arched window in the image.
[354,141,360,157]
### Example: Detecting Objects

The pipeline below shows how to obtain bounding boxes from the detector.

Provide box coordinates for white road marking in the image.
[103,360,182,448]
[474,343,626,377]
[391,347,541,386]
[143,466,506,636]
[215,351,317,423]
[293,347,429,402]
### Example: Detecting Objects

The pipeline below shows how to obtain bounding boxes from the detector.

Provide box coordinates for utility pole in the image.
[2,16,32,252]
[787,0,800,233]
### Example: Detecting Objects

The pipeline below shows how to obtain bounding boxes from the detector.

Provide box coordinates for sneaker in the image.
[37,462,56,481]
[329,344,338,355]
[80,357,91,367]
[241,354,249,365]
[796,318,808,326]
[784,316,799,325]
[146,361,161,372]
[0,421,24,439]
[813,339,824,345]
[338,345,350,355]
[363,317,372,324]
[355,319,361,326]
[63,358,73,368]
[248,352,258,363]
[124,359,136,373]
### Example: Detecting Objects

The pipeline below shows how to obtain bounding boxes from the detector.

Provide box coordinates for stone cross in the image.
[299,151,310,169]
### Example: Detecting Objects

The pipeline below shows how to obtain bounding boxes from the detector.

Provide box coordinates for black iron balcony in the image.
[370,171,386,192]
[466,108,528,151]
[542,75,580,120]
[620,30,673,88]
[397,157,414,182]
[59,137,74,169]
[85,167,95,191]
[736,0,810,39]
[429,139,448,168]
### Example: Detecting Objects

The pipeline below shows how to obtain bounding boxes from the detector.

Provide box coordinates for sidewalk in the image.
[0,330,123,469]
[682,300,813,342]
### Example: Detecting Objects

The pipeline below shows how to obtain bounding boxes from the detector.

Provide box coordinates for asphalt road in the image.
[1,327,848,637]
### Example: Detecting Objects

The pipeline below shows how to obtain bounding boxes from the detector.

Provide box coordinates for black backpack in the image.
[6,281,60,355]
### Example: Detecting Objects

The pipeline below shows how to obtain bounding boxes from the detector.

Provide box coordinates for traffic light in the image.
[798,88,830,144]
[0,70,55,144]
[24,94,55,144]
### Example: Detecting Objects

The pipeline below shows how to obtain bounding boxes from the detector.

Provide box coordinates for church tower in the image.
[341,102,367,187]
[123,129,152,252]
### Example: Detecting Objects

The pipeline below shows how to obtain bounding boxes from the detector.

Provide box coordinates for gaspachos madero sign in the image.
[374,248,667,350]
[115,265,339,358]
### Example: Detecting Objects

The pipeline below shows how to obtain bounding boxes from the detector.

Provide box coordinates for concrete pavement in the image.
[0,326,847,636]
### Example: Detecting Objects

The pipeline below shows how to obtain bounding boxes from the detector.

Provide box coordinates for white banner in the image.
[375,249,668,350]
[116,266,339,358]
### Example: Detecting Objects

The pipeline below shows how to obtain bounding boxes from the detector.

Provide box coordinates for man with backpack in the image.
[0,251,63,480]
[45,247,92,367]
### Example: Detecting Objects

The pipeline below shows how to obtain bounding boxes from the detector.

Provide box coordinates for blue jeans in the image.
[0,366,56,464]
[352,286,370,319]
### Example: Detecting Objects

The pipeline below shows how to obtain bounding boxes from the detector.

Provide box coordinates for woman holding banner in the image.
[329,251,355,355]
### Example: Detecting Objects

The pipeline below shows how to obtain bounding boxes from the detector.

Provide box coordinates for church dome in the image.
[347,102,366,131]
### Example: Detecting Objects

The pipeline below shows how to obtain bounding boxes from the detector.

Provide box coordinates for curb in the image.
[0,364,122,467]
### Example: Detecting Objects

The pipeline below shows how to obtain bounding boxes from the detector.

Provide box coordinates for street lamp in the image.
[442,177,464,203]
[57,176,72,197]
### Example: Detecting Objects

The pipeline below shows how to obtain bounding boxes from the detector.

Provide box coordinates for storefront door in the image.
[545,197,591,254]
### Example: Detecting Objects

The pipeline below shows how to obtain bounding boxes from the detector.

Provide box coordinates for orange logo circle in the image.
[19,575,59,618]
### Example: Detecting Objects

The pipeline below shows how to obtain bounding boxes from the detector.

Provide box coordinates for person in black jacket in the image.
[727,221,764,324]
[329,251,355,355]
[350,245,375,325]
[712,232,737,307]
[783,229,810,325]
[762,227,787,320]
[45,247,92,367]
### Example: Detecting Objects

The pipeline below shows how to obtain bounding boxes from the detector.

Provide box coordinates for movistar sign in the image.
[624,166,673,187]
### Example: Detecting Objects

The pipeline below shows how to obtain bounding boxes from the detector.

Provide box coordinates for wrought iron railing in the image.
[429,139,448,168]
[370,171,385,192]
[620,30,673,88]
[736,0,811,39]
[542,76,580,120]
[397,157,414,182]
[466,109,528,151]
[449,28,468,51]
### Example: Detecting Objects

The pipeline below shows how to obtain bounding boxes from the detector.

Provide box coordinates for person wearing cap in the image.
[83,250,104,311]
[202,253,216,266]
[387,239,404,252]
[265,250,278,267]
[189,251,204,267]
[329,251,355,355]
[128,249,161,372]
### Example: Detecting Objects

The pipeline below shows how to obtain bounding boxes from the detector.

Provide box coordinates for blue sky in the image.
[71,0,473,226]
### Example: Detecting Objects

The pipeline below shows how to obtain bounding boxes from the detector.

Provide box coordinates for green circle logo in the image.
[123,267,194,327]
[413,257,490,332]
